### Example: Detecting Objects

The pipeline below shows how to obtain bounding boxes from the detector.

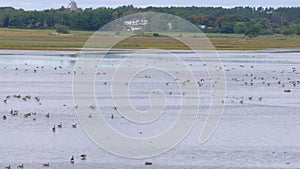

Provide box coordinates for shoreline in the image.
[1,28,300,51]
[1,48,300,54]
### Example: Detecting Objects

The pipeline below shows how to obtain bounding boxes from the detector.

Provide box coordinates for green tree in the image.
[220,22,235,33]
[0,6,299,34]
[291,24,300,35]
[55,24,69,34]
[234,22,247,34]
[245,23,262,37]
[280,26,292,35]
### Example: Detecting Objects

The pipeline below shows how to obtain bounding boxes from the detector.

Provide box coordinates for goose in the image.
[17,164,24,168]
[11,110,19,116]
[42,163,49,167]
[80,154,87,160]
[5,165,11,169]
[57,122,62,128]
[145,162,152,165]
[24,113,31,118]
[52,125,56,133]
[90,105,96,110]
[70,155,75,164]
[72,123,77,128]
[3,115,7,120]
[35,97,40,102]
[80,154,87,158]
[46,113,50,118]
[111,114,114,119]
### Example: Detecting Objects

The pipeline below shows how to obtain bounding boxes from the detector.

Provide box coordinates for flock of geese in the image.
[224,64,299,104]
[2,93,86,168]
[1,63,120,168]
[1,56,299,169]
[4,154,87,169]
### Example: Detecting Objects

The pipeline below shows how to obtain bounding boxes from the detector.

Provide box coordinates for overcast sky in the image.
[1,0,299,10]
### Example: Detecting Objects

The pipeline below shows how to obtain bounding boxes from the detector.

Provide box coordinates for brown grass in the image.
[0,28,299,50]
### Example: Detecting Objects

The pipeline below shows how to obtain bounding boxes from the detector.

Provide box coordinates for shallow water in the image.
[0,49,300,169]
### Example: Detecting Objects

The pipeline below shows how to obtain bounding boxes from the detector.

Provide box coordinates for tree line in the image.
[0,6,300,36]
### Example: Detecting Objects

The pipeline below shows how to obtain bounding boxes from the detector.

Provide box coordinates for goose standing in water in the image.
[80,154,87,160]
[145,162,153,165]
[80,154,87,158]
[17,164,24,168]
[57,122,62,128]
[34,96,40,102]
[42,163,49,167]
[90,104,96,110]
[70,155,75,164]
[52,125,56,133]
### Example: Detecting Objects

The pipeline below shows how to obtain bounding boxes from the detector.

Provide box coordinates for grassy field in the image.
[0,28,300,50]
